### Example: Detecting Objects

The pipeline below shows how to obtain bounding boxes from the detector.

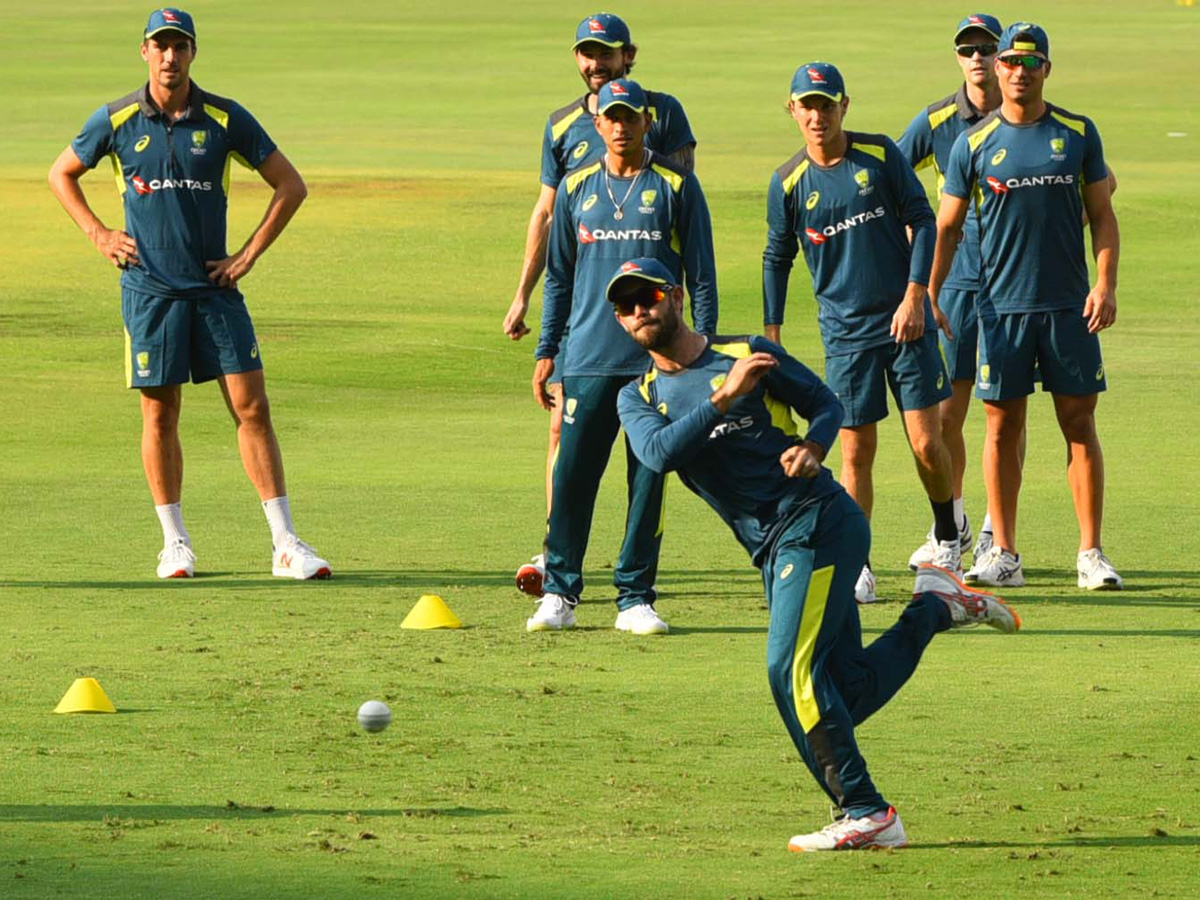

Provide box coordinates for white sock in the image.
[953,497,966,531]
[155,503,190,546]
[263,496,295,547]
[981,512,994,534]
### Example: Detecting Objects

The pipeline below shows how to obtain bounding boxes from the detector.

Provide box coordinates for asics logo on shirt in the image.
[804,207,887,244]
[988,174,1075,194]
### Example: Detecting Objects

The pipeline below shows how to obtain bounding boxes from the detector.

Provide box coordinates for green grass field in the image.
[2,1,1199,896]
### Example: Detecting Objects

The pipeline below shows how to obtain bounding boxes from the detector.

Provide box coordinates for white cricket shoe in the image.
[526,593,576,632]
[973,527,994,559]
[930,538,963,577]
[908,514,973,570]
[272,534,332,580]
[855,565,877,605]
[788,806,908,852]
[915,564,1021,633]
[1077,548,1123,591]
[516,553,546,598]
[614,603,669,635]
[964,545,1025,588]
[156,540,196,579]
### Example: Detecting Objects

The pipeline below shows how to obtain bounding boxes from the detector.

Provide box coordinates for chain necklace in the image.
[603,149,650,221]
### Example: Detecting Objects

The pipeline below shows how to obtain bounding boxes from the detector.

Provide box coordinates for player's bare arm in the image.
[48,145,140,269]
[206,149,307,288]
[710,353,778,413]
[890,281,931,343]
[505,184,558,340]
[1081,177,1120,334]
[667,143,695,175]
[927,192,970,338]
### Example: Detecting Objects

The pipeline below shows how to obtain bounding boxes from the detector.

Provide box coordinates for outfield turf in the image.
[2,1,1199,896]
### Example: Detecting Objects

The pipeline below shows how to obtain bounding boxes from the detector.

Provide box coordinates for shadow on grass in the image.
[911,834,1200,850]
[0,804,502,822]
[0,569,516,591]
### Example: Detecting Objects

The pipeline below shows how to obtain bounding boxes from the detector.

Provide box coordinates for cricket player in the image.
[48,8,330,580]
[528,79,718,633]
[762,62,957,603]
[932,23,1122,589]
[897,13,1005,568]
[610,256,1019,851]
[504,13,697,597]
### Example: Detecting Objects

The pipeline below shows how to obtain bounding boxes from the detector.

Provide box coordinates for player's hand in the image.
[764,324,782,345]
[930,300,954,341]
[504,297,532,340]
[780,441,824,479]
[533,358,557,411]
[93,228,140,269]
[206,251,256,288]
[1083,284,1117,334]
[890,284,927,344]
[711,352,778,412]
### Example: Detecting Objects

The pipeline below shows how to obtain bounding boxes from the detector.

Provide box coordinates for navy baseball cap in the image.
[954,13,1003,43]
[999,22,1050,58]
[597,78,647,115]
[606,258,676,304]
[790,62,846,103]
[145,8,196,41]
[573,13,631,49]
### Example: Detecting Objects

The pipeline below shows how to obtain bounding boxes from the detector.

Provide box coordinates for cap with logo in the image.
[597,78,647,115]
[998,21,1050,58]
[145,8,196,41]
[573,13,631,50]
[954,13,1003,43]
[606,258,676,303]
[790,62,846,103]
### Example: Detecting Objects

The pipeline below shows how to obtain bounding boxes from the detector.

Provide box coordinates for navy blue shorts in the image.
[825,333,952,427]
[122,289,262,388]
[938,287,979,382]
[976,308,1106,400]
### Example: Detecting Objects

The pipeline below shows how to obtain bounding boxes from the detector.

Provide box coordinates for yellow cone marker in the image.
[54,677,117,714]
[400,594,463,630]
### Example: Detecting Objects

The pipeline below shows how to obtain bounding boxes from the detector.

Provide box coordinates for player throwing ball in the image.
[610,257,1020,851]
[48,8,330,580]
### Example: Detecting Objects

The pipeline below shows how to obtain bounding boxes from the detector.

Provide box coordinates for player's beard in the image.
[631,306,680,351]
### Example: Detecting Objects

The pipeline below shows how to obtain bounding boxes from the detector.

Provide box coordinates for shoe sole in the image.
[272,566,333,580]
[159,569,193,579]
[526,621,574,632]
[516,565,545,598]
[615,625,669,635]
[1078,578,1122,591]
[921,566,1021,633]
[788,838,909,852]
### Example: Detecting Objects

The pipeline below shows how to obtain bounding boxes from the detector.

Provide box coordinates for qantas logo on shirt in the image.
[579,222,664,243]
[988,174,1075,194]
[805,207,887,243]
[709,415,755,439]
[131,175,214,195]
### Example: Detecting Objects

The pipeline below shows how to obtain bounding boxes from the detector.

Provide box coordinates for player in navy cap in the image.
[526,79,718,634]
[897,13,1005,571]
[932,22,1124,591]
[610,256,1019,852]
[502,14,698,599]
[763,61,960,604]
[48,8,331,580]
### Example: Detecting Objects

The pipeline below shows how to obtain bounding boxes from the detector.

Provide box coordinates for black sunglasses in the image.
[997,54,1047,70]
[611,283,671,316]
[956,42,998,57]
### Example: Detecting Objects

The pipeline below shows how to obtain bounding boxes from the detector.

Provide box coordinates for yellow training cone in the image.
[400,594,463,630]
[54,677,117,714]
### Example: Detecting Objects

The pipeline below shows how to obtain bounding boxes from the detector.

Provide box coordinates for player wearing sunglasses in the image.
[931,23,1124,592]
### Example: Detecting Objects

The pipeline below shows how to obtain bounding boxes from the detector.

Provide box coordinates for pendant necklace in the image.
[604,149,649,220]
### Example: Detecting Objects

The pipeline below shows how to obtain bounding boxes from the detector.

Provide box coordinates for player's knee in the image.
[232,394,273,429]
[841,438,875,471]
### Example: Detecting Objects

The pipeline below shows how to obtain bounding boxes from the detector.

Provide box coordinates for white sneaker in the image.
[915,564,1021,633]
[930,538,962,577]
[614,603,669,635]
[855,565,877,605]
[516,553,546,598]
[788,806,908,852]
[272,534,332,580]
[156,540,196,579]
[908,514,973,570]
[973,528,994,559]
[1077,548,1123,590]
[964,545,1025,588]
[526,593,576,632]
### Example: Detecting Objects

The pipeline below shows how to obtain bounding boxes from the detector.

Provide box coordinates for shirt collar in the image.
[954,83,986,122]
[137,80,206,122]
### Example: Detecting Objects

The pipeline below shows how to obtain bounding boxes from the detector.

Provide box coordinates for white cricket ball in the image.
[357,700,392,733]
